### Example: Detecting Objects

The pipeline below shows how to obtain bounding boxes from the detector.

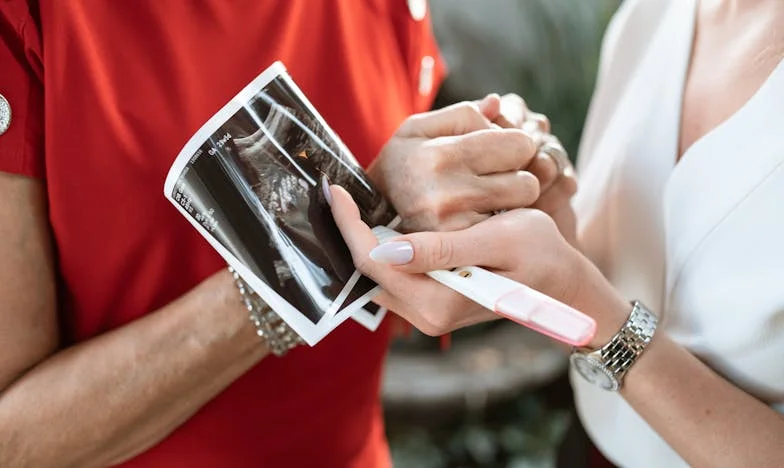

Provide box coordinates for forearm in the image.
[0,270,269,467]
[622,335,784,467]
[576,268,784,467]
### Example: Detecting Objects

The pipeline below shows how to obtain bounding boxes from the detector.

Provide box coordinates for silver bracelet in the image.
[228,267,304,357]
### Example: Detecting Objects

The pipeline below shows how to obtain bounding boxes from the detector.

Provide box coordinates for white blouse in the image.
[571,0,784,466]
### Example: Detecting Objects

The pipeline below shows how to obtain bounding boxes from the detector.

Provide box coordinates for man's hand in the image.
[368,99,540,232]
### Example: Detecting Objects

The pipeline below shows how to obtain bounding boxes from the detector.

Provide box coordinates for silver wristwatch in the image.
[570,301,658,391]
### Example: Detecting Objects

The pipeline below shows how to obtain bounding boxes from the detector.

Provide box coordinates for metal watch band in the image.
[229,267,304,357]
[597,300,658,382]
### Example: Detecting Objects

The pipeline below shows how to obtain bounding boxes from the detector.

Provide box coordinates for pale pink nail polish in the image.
[369,241,413,265]
[321,174,332,206]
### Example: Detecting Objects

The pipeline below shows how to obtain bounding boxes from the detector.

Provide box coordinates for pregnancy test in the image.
[371,226,596,347]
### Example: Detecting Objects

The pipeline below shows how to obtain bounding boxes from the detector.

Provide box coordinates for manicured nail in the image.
[370,241,413,265]
[321,174,332,206]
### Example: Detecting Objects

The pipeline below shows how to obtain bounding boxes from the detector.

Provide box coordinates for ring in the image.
[491,115,570,217]
[537,134,571,177]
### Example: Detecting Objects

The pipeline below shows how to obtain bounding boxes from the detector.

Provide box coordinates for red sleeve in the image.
[0,0,44,178]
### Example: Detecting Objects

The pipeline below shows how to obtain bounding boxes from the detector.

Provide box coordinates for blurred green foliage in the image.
[388,392,570,468]
[430,0,622,160]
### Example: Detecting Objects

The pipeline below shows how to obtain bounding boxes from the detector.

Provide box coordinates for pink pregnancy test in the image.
[372,226,596,347]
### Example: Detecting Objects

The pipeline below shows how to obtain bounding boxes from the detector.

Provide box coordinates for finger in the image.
[495,93,528,129]
[328,185,386,278]
[369,217,516,272]
[525,152,560,193]
[476,93,502,121]
[538,134,570,171]
[452,128,538,175]
[330,186,500,335]
[472,170,540,212]
[522,111,551,135]
[532,175,578,214]
[400,101,494,138]
[383,287,495,337]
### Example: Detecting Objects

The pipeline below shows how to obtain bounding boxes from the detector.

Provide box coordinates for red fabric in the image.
[0,1,445,466]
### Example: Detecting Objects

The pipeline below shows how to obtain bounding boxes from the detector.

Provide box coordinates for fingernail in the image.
[321,174,332,206]
[370,241,414,265]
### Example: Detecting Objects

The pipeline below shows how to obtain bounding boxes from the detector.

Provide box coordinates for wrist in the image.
[568,255,631,348]
[176,270,269,362]
[226,267,305,357]
[570,300,658,391]
[618,328,669,393]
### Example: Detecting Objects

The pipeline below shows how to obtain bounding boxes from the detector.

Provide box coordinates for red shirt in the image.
[0,1,444,466]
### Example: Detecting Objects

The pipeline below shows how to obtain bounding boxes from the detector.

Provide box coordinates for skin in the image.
[0,176,268,467]
[329,1,784,466]
[369,98,541,232]
[0,99,539,465]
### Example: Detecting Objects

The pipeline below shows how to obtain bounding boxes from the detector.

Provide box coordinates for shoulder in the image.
[597,0,673,78]
[576,0,677,171]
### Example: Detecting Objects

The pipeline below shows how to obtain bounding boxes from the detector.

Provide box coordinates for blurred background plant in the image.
[383,1,621,467]
[430,0,621,157]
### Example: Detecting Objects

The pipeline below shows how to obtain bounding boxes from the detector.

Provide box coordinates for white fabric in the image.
[571,0,784,466]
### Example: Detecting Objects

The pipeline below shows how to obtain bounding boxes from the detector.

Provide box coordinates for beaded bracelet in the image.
[228,267,304,357]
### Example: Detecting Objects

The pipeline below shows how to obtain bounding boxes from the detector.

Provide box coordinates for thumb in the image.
[369,224,506,273]
[328,184,384,278]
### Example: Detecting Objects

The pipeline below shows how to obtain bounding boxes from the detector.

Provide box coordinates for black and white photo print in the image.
[165,62,395,344]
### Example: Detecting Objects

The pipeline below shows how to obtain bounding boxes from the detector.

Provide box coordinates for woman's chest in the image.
[678,7,784,159]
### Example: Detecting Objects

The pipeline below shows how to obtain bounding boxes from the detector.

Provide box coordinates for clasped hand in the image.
[333,94,628,347]
[368,96,541,231]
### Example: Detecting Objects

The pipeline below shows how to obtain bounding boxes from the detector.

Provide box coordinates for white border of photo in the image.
[164,61,390,345]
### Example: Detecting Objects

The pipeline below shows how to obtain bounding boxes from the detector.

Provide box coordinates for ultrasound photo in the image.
[165,62,395,344]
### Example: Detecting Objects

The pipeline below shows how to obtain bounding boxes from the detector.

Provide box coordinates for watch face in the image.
[570,354,619,391]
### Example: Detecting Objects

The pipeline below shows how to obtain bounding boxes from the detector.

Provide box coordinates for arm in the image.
[329,191,784,467]
[593,288,784,468]
[0,95,541,467]
[0,173,269,467]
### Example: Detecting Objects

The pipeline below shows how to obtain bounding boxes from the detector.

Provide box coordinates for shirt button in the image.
[0,94,11,136]
[418,55,435,96]
[407,0,427,21]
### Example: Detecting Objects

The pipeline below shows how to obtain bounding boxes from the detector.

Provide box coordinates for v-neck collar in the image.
[651,0,699,178]
[670,0,784,176]
[586,0,699,313]
[663,14,784,311]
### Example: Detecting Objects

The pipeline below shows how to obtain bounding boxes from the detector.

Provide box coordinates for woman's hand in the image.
[329,185,628,346]
[480,93,580,246]
[368,99,540,232]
